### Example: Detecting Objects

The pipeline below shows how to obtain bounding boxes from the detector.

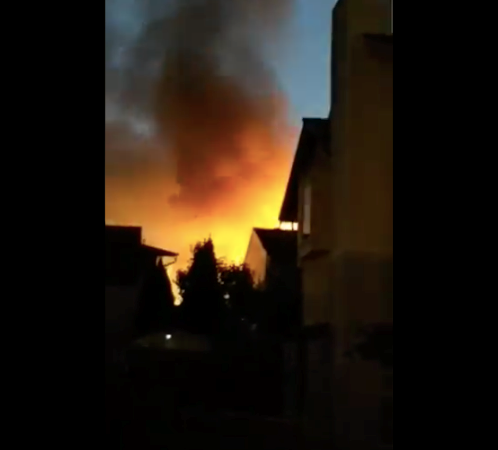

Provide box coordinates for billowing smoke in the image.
[106,0,296,264]
[154,0,293,216]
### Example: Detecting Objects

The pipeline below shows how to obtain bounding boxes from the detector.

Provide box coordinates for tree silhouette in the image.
[176,239,266,338]
[176,238,225,336]
[219,264,255,319]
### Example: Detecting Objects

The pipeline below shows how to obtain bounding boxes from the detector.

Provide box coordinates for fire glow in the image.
[105,127,297,271]
[105,0,297,276]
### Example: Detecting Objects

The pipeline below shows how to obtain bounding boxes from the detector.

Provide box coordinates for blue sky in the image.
[105,0,339,140]
[279,0,338,122]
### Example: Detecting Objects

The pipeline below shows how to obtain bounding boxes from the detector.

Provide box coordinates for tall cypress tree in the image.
[176,238,224,336]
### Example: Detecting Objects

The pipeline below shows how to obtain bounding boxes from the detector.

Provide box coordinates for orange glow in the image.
[105,126,298,280]
[105,0,297,304]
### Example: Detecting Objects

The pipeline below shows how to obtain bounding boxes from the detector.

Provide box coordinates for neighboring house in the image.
[245,228,298,288]
[279,118,334,427]
[278,0,393,448]
[105,225,178,365]
[279,118,332,327]
[244,227,301,335]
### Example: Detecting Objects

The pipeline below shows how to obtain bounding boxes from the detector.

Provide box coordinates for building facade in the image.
[278,1,393,448]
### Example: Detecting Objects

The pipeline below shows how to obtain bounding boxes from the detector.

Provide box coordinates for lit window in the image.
[279,222,299,231]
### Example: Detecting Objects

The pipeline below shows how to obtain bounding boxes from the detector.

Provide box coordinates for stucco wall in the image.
[295,138,335,328]
[244,230,268,286]
[297,144,334,261]
[302,2,393,448]
[344,38,393,256]
[331,3,393,448]
[332,0,393,257]
[301,258,333,327]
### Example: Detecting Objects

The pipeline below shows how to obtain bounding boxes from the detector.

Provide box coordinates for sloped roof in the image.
[279,118,330,222]
[105,225,178,257]
[254,228,298,262]
[142,245,178,258]
[105,225,178,286]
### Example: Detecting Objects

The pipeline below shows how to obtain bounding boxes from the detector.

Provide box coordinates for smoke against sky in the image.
[105,0,297,265]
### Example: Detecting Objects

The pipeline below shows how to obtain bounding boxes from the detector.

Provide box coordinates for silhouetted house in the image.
[245,228,297,286]
[278,117,332,421]
[244,228,302,335]
[105,225,178,365]
[280,118,332,326]
[279,0,393,447]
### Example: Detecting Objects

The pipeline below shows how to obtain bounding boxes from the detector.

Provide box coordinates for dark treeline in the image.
[124,238,291,419]
[168,237,298,342]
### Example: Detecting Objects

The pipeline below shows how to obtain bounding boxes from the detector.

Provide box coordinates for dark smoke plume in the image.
[154,0,294,217]
[106,0,296,254]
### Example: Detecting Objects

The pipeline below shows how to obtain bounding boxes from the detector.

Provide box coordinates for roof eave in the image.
[279,118,329,222]
[142,245,178,258]
[279,176,299,222]
[278,124,307,222]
